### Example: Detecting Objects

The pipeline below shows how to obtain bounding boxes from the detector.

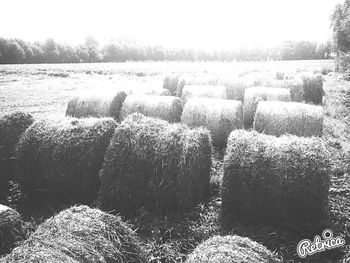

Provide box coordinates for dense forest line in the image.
[0,37,332,64]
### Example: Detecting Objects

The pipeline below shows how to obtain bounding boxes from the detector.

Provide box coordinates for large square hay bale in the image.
[120,95,183,123]
[243,87,291,128]
[0,205,24,256]
[66,90,127,121]
[15,118,117,204]
[186,235,280,263]
[181,98,243,148]
[222,130,330,227]
[0,112,34,198]
[254,101,323,137]
[98,113,212,214]
[1,205,146,262]
[301,74,324,104]
[181,85,227,104]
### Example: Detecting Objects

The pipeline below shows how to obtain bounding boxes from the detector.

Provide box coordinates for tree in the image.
[84,37,101,62]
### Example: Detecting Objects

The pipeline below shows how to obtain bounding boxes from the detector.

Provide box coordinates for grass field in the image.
[1,59,350,263]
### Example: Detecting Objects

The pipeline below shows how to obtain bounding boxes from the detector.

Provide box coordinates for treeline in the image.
[0,37,332,64]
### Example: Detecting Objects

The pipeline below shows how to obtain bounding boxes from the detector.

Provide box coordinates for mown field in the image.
[1,59,350,263]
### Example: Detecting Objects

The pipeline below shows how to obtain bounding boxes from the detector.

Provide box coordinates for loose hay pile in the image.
[301,74,324,104]
[186,235,280,263]
[15,118,117,204]
[0,205,24,256]
[254,101,323,137]
[243,87,291,128]
[0,112,34,197]
[65,90,127,121]
[98,114,212,214]
[181,85,227,104]
[0,205,146,263]
[120,95,183,123]
[181,98,243,148]
[163,75,179,96]
[222,130,330,227]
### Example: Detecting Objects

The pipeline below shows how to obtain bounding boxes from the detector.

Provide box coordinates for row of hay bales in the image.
[0,205,281,262]
[2,111,330,229]
[0,111,334,261]
[0,112,212,214]
[65,86,323,148]
[163,72,324,105]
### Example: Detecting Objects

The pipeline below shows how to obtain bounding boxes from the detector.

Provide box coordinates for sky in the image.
[0,0,343,49]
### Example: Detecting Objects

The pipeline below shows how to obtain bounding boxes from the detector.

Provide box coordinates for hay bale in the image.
[181,98,243,148]
[176,78,186,97]
[243,87,291,128]
[0,112,34,198]
[186,235,280,263]
[65,90,127,121]
[0,205,24,256]
[163,75,179,96]
[222,130,330,227]
[181,85,227,104]
[220,77,254,102]
[1,205,146,262]
[270,78,304,102]
[15,118,117,204]
[301,74,324,104]
[98,113,212,214]
[120,95,183,123]
[254,101,323,137]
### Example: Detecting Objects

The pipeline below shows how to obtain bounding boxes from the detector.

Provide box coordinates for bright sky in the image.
[0,0,343,49]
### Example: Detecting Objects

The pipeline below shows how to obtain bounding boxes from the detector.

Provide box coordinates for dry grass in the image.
[254,101,323,137]
[181,98,243,148]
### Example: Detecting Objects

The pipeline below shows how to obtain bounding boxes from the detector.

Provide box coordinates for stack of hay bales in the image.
[301,74,324,104]
[181,85,227,104]
[254,101,323,137]
[0,205,24,256]
[243,87,291,128]
[0,112,34,198]
[181,98,243,148]
[120,95,183,123]
[186,235,280,263]
[1,205,146,262]
[163,75,179,96]
[222,130,330,227]
[98,114,212,214]
[15,118,117,204]
[66,90,127,121]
